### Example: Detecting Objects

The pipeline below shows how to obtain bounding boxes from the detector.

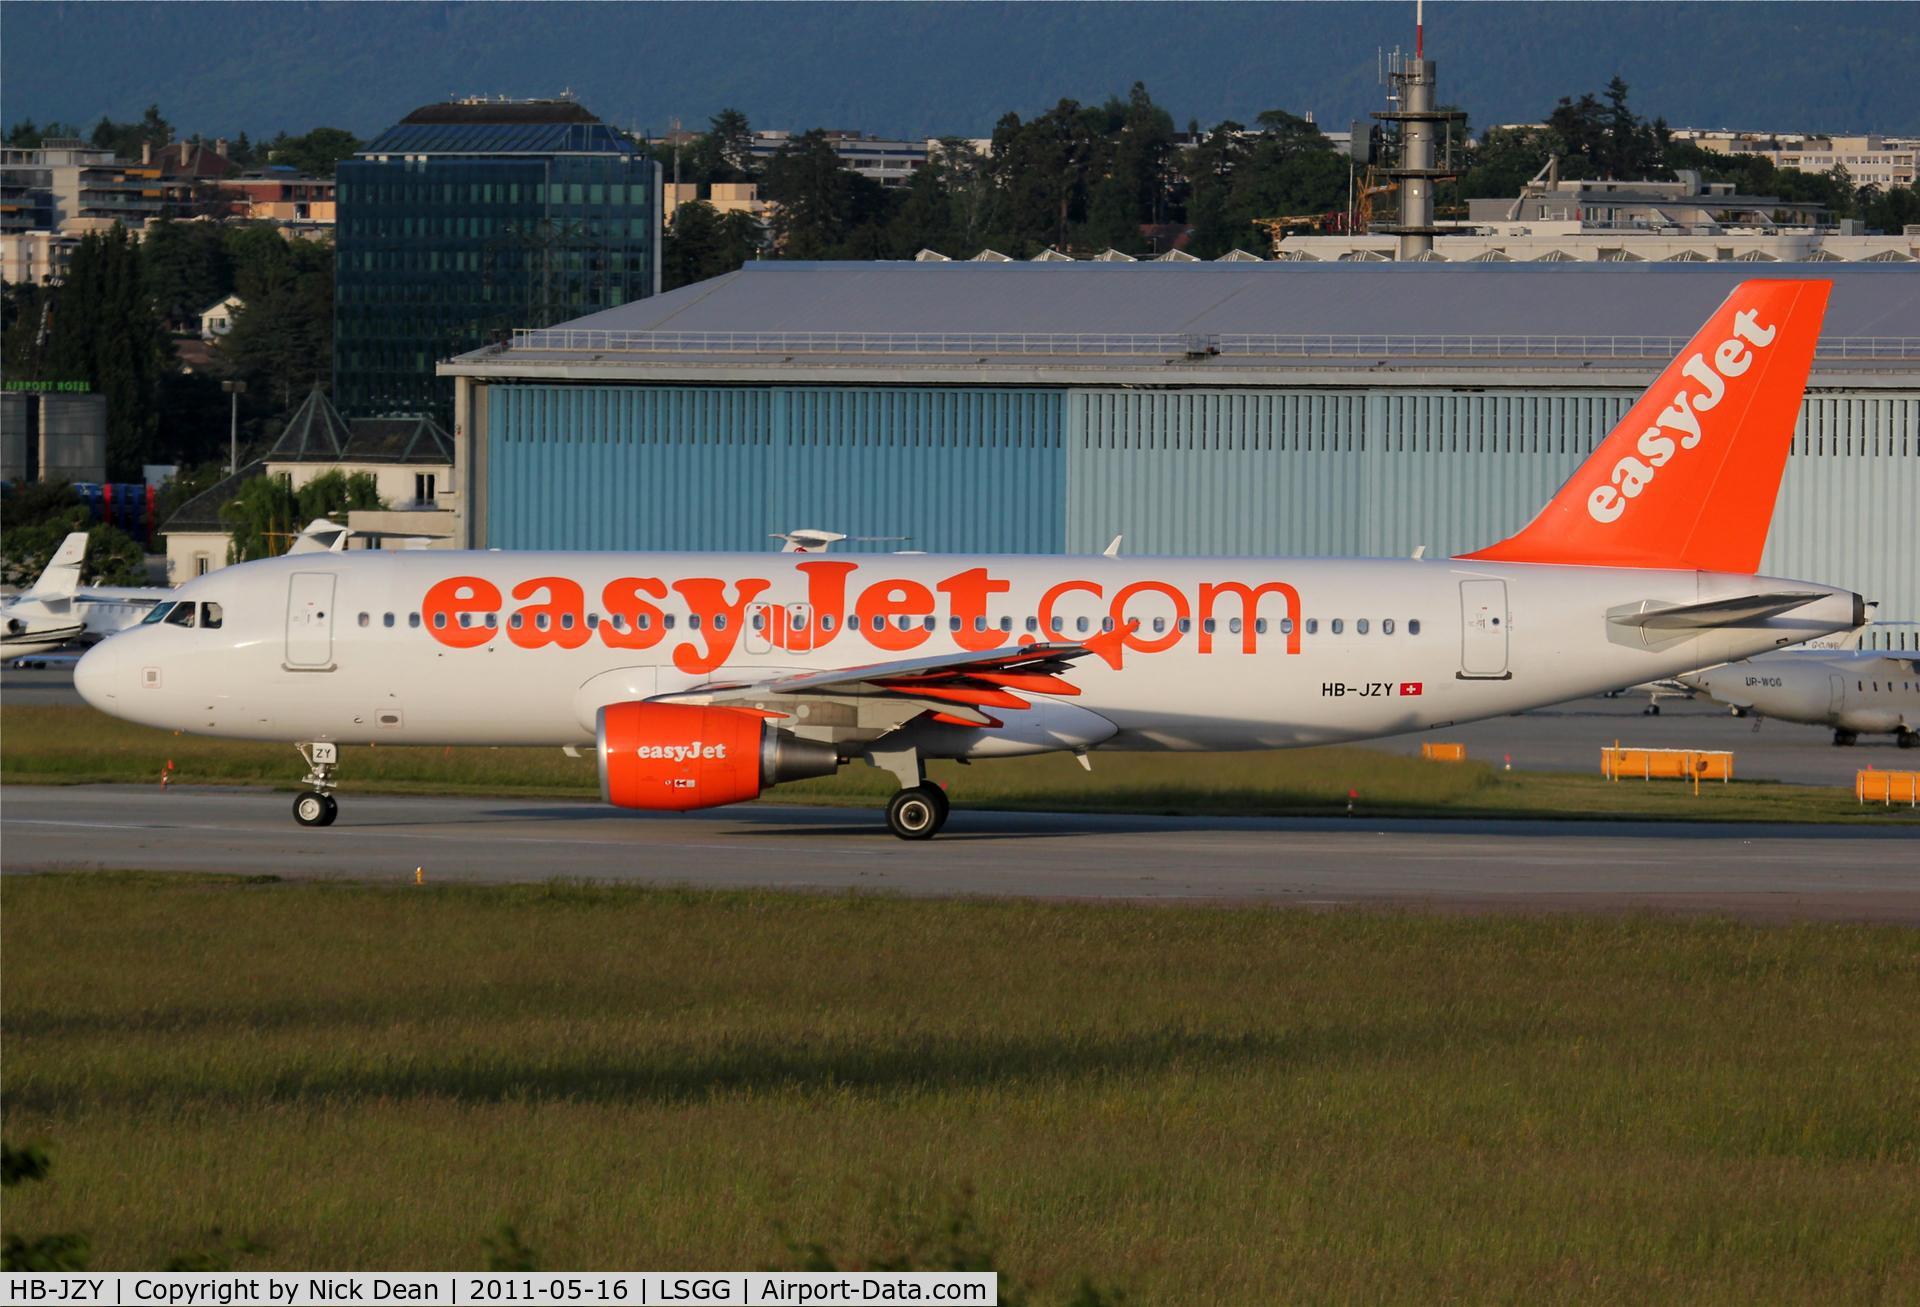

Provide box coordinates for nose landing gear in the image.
[294,791,338,826]
[293,741,340,827]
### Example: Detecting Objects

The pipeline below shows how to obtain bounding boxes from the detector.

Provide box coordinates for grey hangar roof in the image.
[445,262,1920,390]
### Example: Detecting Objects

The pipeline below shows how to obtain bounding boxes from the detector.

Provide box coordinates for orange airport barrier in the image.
[1422,743,1466,762]
[1856,771,1920,806]
[1601,746,1732,782]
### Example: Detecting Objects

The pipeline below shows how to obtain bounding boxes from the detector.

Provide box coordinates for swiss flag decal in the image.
[1399,682,1423,696]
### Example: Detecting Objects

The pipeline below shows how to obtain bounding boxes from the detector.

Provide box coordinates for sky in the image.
[5,1,1917,144]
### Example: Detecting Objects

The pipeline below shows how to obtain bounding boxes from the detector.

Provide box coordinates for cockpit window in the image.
[200,602,223,629]
[164,602,196,628]
[142,602,176,625]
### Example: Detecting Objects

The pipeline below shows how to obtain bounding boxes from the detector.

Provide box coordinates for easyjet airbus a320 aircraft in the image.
[76,279,1863,837]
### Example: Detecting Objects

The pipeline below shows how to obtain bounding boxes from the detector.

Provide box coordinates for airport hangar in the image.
[440,261,1920,642]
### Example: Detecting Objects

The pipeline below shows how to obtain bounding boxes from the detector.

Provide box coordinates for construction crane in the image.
[1254,168,1397,254]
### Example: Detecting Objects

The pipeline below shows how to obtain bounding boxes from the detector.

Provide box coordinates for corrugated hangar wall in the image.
[481,383,1920,624]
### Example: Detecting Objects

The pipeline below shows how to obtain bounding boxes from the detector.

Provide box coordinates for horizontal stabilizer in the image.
[1608,591,1827,631]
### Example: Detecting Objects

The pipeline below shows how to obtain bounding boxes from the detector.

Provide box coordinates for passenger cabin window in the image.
[1026,616,1039,633]
[1383,619,1395,635]
[1203,618,1217,634]
[384,613,395,628]
[1409,619,1421,635]
[1305,619,1319,634]
[1280,618,1294,634]
[409,613,421,628]
[200,602,223,629]
[164,602,195,628]
[1178,618,1191,633]
[1331,619,1345,634]
[1357,619,1369,635]
[358,612,370,627]
[1076,617,1090,634]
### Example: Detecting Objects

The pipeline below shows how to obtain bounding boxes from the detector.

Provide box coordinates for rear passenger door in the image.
[285,573,336,668]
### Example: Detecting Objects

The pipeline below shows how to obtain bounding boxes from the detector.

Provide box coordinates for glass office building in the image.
[334,99,660,421]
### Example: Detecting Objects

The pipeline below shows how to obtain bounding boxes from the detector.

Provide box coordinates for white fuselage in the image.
[1681,650,1920,737]
[75,550,1860,757]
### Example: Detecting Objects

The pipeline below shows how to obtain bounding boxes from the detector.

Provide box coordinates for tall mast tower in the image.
[1371,0,1467,258]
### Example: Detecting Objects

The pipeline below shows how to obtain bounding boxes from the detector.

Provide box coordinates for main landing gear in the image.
[1833,728,1859,747]
[869,744,951,840]
[886,784,949,840]
[293,741,340,827]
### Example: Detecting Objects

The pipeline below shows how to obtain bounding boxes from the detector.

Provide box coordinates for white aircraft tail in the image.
[24,532,89,599]
[286,519,351,554]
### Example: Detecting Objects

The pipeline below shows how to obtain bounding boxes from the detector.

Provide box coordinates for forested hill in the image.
[5,1,1915,140]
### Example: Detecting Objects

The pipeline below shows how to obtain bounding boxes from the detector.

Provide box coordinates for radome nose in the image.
[74,637,123,712]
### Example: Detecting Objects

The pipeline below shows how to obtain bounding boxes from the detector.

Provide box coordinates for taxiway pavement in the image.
[5,785,1915,922]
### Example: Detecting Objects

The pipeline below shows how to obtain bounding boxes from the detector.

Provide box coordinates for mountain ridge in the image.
[5,1,1916,142]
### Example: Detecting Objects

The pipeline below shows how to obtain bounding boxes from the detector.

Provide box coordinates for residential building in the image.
[662,181,773,225]
[1672,129,1917,189]
[200,294,242,339]
[0,229,77,284]
[223,168,337,226]
[749,130,929,186]
[333,96,662,424]
[0,141,163,233]
[158,387,462,579]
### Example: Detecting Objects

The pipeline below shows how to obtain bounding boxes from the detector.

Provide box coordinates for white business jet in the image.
[77,279,1864,837]
[2,532,168,659]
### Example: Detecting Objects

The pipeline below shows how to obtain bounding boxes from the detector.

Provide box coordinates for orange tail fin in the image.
[1460,278,1831,573]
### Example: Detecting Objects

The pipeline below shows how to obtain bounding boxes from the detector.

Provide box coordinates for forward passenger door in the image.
[285,573,336,668]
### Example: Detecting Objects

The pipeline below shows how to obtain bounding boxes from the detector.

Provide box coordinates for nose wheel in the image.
[886,784,949,840]
[294,791,338,826]
[292,741,340,827]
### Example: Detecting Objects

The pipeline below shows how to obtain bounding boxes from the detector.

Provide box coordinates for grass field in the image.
[5,704,1911,824]
[3,875,1918,1297]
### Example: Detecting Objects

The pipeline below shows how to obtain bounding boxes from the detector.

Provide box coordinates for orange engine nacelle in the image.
[597,701,839,811]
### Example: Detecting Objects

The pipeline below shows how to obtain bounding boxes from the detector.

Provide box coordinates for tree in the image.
[1175,111,1345,257]
[227,131,257,169]
[992,100,1102,253]
[691,108,757,184]
[662,201,764,290]
[4,118,82,148]
[0,482,147,588]
[214,229,334,409]
[266,127,362,176]
[87,104,172,158]
[1082,83,1177,252]
[760,129,891,259]
[41,224,171,478]
[222,469,382,563]
[143,217,234,323]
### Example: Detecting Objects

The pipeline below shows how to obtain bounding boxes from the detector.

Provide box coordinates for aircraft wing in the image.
[1609,592,1828,630]
[655,642,1099,727]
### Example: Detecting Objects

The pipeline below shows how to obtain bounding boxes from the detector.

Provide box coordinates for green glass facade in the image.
[335,131,659,422]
